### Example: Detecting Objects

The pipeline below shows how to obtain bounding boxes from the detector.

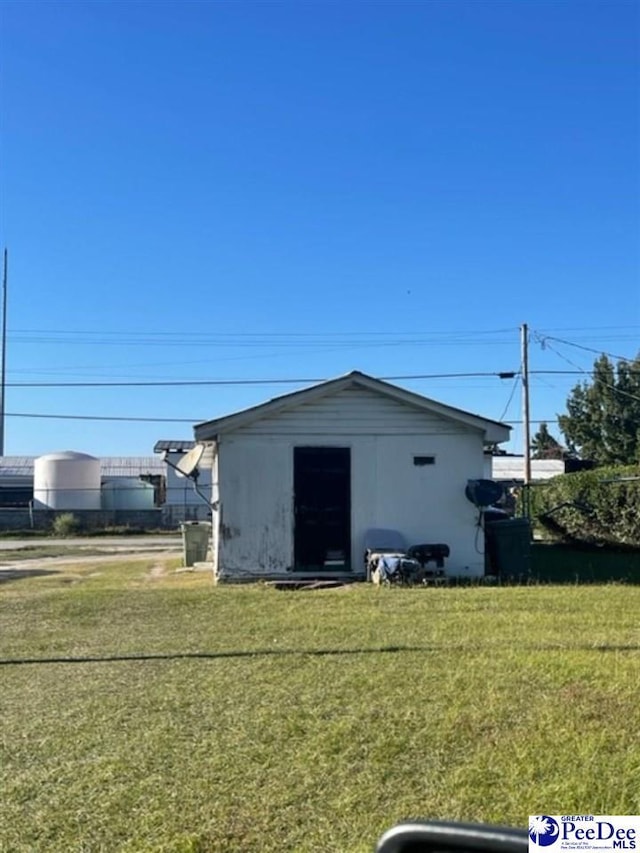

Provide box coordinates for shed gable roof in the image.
[194,371,511,444]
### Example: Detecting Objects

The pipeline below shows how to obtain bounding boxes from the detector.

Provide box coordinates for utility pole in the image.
[521,322,531,484]
[0,249,7,456]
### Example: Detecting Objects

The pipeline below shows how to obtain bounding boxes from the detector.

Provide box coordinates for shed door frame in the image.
[293,446,351,571]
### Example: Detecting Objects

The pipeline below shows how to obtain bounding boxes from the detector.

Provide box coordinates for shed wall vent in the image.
[413,455,436,466]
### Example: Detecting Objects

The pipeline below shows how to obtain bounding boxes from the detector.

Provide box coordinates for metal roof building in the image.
[0,456,164,478]
[0,455,165,509]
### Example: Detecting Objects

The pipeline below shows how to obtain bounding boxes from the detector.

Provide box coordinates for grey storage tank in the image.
[101,477,155,510]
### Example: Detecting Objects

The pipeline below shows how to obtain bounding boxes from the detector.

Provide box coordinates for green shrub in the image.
[524,464,640,547]
[51,513,82,537]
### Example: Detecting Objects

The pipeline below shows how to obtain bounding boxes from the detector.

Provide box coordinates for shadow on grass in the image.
[0,569,60,585]
[1,643,638,666]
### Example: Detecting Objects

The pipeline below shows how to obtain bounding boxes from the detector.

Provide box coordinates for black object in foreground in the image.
[375,820,528,853]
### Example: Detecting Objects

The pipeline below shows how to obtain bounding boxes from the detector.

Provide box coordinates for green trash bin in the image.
[485,517,531,580]
[181,521,212,567]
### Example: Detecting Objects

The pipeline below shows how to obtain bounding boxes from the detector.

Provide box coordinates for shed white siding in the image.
[215,386,489,578]
[233,386,470,436]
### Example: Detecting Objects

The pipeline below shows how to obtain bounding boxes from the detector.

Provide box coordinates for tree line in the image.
[531,352,640,466]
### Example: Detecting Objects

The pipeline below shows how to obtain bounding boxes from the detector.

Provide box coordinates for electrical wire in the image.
[534,336,640,405]
[1,330,634,423]
[7,331,521,351]
[9,326,518,338]
[535,332,637,363]
[497,375,521,422]
[0,369,614,388]
[4,371,518,388]
[5,412,198,423]
[1,410,561,424]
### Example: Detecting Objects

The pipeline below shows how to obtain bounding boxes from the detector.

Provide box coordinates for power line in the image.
[10,323,639,339]
[3,369,629,388]
[5,371,519,388]
[498,374,521,421]
[534,335,640,406]
[9,326,519,338]
[534,325,640,338]
[2,325,636,431]
[5,412,197,423]
[7,331,521,350]
[535,333,637,363]
[1,409,563,425]
[2,368,636,423]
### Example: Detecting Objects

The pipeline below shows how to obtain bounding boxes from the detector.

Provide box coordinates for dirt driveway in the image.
[0,535,181,553]
[0,536,186,583]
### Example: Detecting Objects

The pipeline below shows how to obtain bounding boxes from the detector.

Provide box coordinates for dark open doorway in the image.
[293,447,351,571]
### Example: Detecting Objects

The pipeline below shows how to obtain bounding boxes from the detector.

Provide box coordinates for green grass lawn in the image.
[1,562,639,852]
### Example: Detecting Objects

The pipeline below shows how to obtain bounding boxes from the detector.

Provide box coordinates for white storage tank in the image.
[33,451,101,510]
[101,478,155,510]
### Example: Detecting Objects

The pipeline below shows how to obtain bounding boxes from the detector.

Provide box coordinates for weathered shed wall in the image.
[215,385,487,579]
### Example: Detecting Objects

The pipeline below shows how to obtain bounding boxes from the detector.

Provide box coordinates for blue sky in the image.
[0,0,638,457]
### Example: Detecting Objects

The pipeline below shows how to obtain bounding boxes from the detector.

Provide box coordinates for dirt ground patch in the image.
[147,562,169,579]
[0,551,181,584]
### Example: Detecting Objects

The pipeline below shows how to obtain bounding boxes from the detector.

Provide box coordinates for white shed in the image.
[194,371,511,582]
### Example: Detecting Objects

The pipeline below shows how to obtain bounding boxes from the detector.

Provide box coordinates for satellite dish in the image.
[465,479,504,508]
[173,444,205,479]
